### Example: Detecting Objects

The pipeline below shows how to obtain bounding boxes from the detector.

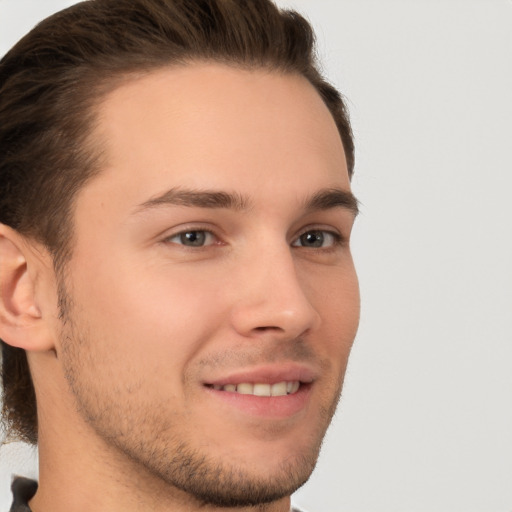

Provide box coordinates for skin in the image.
[1,64,359,512]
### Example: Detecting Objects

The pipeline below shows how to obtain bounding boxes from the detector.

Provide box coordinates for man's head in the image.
[0,0,358,508]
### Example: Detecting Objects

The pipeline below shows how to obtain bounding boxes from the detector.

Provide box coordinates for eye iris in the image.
[301,231,324,247]
[180,231,206,246]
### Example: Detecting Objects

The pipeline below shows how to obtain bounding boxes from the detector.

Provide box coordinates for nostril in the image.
[253,326,283,332]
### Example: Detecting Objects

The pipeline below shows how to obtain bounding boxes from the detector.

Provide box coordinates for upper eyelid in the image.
[161,229,221,249]
[161,224,219,239]
[293,225,344,240]
[292,229,343,247]
[157,227,212,249]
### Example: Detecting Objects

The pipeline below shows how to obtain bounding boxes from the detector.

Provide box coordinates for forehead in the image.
[84,63,349,210]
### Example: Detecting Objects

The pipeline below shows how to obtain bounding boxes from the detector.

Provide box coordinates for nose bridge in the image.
[230,240,320,338]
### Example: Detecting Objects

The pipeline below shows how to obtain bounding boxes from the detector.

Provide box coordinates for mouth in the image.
[202,365,315,418]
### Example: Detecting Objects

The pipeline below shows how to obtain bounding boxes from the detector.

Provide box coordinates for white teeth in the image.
[287,381,300,394]
[236,383,253,395]
[253,383,271,397]
[212,381,301,396]
[271,381,288,397]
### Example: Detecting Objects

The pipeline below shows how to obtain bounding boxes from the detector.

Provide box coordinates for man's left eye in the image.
[292,230,340,248]
[166,230,215,247]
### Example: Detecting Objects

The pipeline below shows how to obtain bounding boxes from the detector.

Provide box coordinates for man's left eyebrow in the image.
[304,188,359,217]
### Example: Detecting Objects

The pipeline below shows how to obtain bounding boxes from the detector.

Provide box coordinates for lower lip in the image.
[203,384,312,419]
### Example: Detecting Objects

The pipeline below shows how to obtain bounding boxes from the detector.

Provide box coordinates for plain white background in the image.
[1,1,511,511]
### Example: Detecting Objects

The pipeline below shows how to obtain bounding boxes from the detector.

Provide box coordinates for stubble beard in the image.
[57,284,343,508]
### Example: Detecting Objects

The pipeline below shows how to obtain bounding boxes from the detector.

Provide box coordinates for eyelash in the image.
[292,229,344,250]
[163,227,220,248]
[162,227,344,250]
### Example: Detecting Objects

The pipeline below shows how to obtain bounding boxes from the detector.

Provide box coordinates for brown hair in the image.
[0,0,355,444]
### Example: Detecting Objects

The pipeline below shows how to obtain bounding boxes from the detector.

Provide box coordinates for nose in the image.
[229,245,321,340]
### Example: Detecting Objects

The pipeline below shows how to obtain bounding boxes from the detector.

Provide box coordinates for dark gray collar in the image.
[10,477,37,512]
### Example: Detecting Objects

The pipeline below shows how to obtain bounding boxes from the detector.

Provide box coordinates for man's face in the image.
[58,64,359,507]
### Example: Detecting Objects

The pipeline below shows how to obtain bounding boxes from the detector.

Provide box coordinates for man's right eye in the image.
[165,230,216,247]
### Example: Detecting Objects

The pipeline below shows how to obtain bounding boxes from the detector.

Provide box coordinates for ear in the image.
[0,224,55,352]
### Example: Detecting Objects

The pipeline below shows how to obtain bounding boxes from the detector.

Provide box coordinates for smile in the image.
[208,381,301,396]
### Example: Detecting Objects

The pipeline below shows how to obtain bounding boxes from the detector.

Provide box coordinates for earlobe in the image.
[0,224,54,352]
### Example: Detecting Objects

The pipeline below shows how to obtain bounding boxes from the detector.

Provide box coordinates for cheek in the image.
[304,259,360,335]
[302,266,360,377]
[67,255,228,376]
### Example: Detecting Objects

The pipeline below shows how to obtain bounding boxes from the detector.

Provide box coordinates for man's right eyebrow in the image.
[133,187,250,214]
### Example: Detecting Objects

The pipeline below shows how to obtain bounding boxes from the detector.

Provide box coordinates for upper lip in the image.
[203,363,317,387]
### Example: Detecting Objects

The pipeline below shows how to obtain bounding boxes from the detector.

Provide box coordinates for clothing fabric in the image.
[9,477,37,512]
[9,477,307,512]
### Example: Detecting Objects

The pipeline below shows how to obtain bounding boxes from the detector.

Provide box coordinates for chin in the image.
[159,444,318,508]
[119,427,322,508]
